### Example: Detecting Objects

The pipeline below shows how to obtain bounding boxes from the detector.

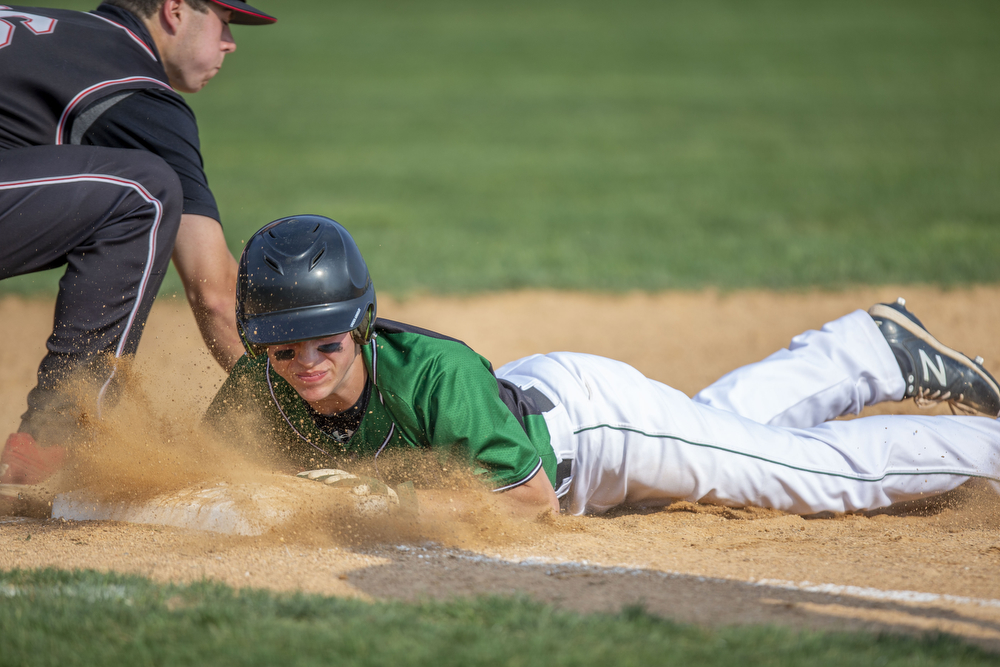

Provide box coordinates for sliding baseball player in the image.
[202,215,1000,516]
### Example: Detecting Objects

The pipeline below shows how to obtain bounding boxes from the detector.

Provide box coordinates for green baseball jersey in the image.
[205,319,558,490]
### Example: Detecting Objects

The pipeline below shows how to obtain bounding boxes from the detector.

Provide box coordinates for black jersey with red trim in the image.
[0,3,219,220]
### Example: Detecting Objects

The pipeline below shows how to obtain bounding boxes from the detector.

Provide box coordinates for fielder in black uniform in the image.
[0,0,275,487]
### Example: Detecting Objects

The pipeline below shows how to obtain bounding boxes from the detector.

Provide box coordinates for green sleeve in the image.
[202,355,293,454]
[204,354,264,429]
[407,345,544,489]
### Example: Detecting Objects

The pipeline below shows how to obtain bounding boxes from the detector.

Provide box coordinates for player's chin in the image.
[182,72,218,93]
[173,80,206,94]
[292,376,332,400]
[192,77,214,92]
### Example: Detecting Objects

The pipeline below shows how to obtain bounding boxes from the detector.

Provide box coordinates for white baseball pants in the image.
[495,310,1000,515]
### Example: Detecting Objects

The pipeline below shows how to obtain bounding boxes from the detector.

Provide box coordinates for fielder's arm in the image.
[173,214,243,372]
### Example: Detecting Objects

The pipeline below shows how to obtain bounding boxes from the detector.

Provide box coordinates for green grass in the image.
[9,0,1000,295]
[0,568,994,666]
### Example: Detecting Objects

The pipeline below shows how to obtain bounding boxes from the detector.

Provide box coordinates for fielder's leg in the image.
[0,145,183,445]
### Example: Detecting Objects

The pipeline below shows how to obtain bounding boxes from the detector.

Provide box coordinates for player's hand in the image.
[297,469,400,517]
[297,468,359,485]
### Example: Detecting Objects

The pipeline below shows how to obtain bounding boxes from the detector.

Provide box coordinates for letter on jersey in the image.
[0,8,57,50]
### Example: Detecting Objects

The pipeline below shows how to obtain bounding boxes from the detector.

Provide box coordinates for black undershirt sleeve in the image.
[74,88,221,223]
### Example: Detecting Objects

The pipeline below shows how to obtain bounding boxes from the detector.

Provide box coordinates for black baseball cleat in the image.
[868,298,1000,417]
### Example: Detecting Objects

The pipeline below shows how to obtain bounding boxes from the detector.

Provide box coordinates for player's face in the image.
[266,333,367,415]
[164,2,237,93]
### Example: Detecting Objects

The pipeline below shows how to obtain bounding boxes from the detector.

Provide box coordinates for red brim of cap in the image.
[209,0,276,25]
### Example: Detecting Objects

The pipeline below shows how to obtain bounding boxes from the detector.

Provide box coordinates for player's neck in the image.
[141,12,170,64]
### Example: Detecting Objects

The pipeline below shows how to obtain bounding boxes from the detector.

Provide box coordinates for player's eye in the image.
[317,342,342,354]
[274,349,295,361]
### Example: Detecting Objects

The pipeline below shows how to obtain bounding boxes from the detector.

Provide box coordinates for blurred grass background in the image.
[9,0,1000,294]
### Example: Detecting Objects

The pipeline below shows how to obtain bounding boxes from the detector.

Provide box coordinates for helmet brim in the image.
[240,291,374,347]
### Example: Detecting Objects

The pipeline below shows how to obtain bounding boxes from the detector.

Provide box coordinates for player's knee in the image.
[135,153,182,215]
[117,152,183,238]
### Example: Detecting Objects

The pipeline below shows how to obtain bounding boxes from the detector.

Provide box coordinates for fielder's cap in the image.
[208,0,276,25]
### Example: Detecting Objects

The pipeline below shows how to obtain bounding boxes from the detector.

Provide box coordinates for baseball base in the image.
[45,472,409,535]
[51,481,299,536]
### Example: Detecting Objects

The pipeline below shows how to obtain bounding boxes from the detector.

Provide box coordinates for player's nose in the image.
[295,344,324,366]
[222,27,236,53]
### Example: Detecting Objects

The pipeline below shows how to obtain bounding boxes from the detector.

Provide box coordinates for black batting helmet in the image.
[236,215,376,357]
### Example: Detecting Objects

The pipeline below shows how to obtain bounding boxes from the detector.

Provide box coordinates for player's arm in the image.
[499,467,560,515]
[172,214,242,371]
[75,89,242,370]
[414,346,561,514]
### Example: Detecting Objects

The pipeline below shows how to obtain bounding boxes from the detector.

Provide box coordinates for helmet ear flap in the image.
[363,303,375,342]
[351,304,376,345]
[237,319,266,359]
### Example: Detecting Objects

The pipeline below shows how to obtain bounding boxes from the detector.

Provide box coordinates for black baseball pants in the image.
[0,145,183,444]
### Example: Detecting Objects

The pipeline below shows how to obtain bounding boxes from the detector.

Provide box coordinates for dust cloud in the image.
[30,357,551,551]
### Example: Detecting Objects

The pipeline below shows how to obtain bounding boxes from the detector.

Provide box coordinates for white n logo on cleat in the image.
[919,349,947,385]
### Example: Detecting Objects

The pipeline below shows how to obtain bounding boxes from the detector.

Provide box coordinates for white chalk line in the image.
[393,544,1000,610]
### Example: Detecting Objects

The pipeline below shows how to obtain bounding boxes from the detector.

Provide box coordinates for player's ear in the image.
[159,0,185,34]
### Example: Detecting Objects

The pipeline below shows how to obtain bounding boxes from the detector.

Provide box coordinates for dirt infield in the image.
[3,287,1000,648]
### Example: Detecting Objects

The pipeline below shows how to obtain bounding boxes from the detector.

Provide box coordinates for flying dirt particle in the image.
[33,360,571,550]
